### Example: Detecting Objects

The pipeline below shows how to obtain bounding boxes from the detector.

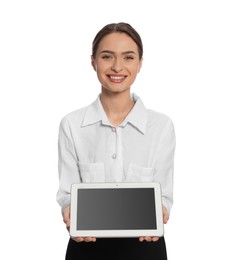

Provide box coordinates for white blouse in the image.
[56,93,176,214]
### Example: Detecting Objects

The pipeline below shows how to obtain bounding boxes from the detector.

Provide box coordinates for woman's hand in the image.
[62,207,96,243]
[63,206,71,232]
[139,206,169,242]
[162,205,169,224]
[139,236,159,242]
[71,237,97,242]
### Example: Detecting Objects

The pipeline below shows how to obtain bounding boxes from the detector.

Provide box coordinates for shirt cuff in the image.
[162,197,172,216]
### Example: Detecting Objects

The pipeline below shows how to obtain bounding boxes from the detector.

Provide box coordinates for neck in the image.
[100,88,135,126]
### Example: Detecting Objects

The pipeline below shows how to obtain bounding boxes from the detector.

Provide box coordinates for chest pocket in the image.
[78,162,105,183]
[125,163,155,182]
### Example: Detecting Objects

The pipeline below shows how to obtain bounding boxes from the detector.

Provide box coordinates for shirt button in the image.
[112,127,116,132]
[112,153,117,159]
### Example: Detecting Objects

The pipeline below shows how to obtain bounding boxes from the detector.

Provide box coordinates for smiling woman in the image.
[91,30,142,96]
[57,22,176,260]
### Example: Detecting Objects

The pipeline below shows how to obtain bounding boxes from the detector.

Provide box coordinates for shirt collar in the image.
[81,94,109,127]
[81,93,148,134]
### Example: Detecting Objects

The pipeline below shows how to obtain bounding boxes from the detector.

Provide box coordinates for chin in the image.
[102,86,131,94]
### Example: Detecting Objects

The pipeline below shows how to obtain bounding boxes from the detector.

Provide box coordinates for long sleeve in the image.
[56,117,81,212]
[153,119,176,215]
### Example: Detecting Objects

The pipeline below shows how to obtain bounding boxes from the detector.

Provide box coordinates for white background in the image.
[0,0,233,259]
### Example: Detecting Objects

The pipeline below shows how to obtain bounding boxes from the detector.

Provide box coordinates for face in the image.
[91,32,143,94]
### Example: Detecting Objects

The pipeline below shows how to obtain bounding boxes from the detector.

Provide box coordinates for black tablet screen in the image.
[77,188,156,230]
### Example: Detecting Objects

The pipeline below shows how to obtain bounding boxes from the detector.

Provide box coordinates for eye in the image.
[101,55,113,60]
[124,56,134,61]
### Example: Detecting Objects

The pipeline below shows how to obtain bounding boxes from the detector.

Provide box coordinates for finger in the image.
[145,236,152,242]
[84,237,96,242]
[139,236,151,242]
[152,236,159,242]
[84,237,91,242]
[72,237,96,243]
[71,237,84,243]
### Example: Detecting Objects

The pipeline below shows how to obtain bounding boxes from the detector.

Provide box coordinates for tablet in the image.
[70,182,164,238]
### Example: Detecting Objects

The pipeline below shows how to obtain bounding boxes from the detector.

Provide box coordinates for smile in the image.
[108,75,127,83]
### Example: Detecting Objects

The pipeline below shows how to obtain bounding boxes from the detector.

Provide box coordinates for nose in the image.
[111,58,123,73]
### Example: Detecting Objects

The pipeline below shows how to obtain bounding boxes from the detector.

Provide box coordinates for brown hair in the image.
[92,22,143,59]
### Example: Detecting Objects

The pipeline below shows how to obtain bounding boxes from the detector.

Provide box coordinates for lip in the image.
[107,74,127,83]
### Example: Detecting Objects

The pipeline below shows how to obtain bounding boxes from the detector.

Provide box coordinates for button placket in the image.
[111,127,117,159]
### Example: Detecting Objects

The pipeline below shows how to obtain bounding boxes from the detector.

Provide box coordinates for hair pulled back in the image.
[92,22,143,59]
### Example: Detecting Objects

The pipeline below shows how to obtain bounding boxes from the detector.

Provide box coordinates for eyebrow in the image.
[99,50,137,55]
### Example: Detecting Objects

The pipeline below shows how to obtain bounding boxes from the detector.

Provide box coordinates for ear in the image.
[91,55,97,71]
[138,57,143,73]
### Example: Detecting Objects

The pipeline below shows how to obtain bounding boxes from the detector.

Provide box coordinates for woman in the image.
[57,22,176,260]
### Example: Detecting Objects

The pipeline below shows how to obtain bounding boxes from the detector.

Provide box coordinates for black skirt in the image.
[65,237,167,260]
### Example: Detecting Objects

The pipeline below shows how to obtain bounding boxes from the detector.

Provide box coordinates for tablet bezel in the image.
[70,182,164,238]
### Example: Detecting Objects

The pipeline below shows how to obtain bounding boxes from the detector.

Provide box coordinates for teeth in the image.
[110,76,125,80]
